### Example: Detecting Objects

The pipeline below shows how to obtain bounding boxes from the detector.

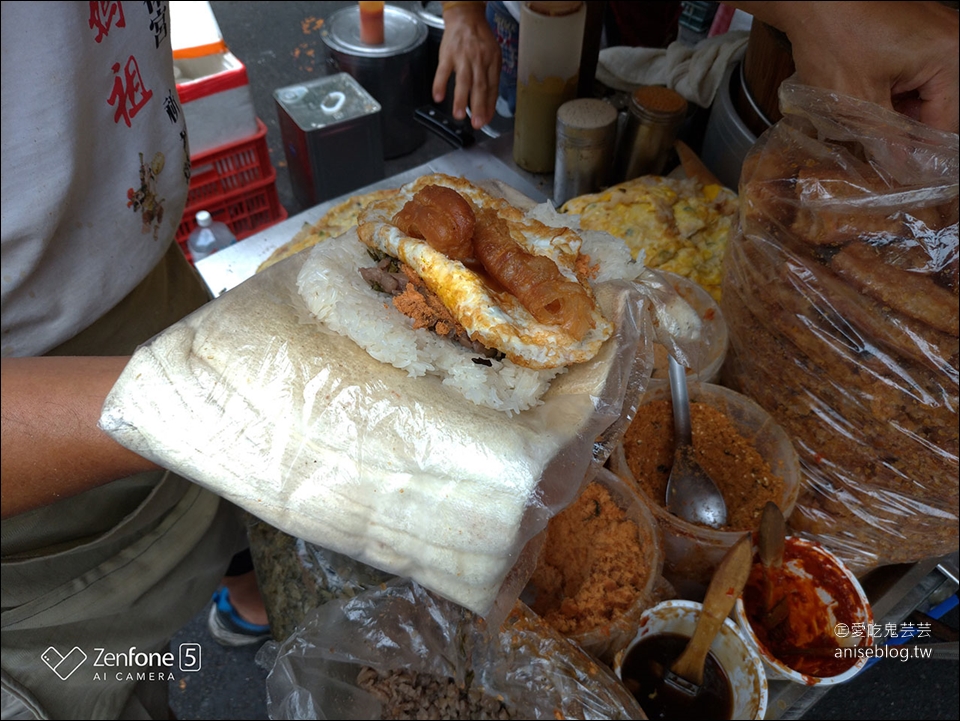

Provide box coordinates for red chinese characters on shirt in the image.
[109,55,153,127]
[89,1,125,43]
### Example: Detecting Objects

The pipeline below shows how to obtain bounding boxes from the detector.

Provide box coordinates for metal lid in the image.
[416,2,445,32]
[321,5,427,58]
[274,73,381,131]
[630,86,688,121]
[556,99,618,149]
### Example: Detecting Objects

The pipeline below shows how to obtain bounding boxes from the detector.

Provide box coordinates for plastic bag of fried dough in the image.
[721,79,958,572]
[259,579,646,720]
[100,205,650,620]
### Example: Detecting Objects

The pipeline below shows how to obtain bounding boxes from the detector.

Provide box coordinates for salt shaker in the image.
[553,98,618,208]
[615,86,688,182]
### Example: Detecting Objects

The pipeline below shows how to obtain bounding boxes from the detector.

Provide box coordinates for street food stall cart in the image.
[183,129,958,718]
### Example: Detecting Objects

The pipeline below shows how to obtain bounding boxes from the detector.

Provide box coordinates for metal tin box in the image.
[274,73,384,208]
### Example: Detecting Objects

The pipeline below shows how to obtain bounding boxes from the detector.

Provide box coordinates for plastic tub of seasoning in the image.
[613,599,768,720]
[524,468,663,664]
[610,382,800,596]
[734,536,873,685]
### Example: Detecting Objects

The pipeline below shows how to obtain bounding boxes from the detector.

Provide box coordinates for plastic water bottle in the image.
[187,210,236,262]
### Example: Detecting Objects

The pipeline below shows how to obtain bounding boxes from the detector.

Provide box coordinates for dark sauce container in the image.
[618,633,732,720]
[613,600,767,720]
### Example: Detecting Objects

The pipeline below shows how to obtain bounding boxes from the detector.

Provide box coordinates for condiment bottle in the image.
[513,1,586,173]
[553,98,618,207]
[358,1,385,45]
[615,85,688,182]
[187,210,236,263]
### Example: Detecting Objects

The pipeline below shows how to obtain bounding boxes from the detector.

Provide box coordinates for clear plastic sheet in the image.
[721,80,959,572]
[257,579,647,720]
[99,223,649,620]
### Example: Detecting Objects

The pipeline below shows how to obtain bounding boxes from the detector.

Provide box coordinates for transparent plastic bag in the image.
[721,80,958,572]
[258,579,647,720]
[100,222,647,621]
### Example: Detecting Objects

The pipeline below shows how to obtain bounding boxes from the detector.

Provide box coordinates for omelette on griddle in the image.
[561,176,738,301]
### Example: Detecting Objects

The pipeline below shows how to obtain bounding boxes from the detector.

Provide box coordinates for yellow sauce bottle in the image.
[513,2,586,173]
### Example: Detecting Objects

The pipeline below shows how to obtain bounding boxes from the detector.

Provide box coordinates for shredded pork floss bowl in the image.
[611,383,800,593]
[524,467,663,664]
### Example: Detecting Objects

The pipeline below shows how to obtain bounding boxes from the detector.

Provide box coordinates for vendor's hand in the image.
[434,2,501,129]
[731,1,959,134]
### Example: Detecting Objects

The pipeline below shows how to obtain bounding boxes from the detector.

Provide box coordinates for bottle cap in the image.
[195,210,212,227]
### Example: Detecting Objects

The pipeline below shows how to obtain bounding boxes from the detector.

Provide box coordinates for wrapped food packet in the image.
[99,216,649,621]
[258,579,647,720]
[722,80,958,572]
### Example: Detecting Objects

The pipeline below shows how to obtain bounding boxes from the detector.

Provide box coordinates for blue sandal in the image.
[206,587,271,647]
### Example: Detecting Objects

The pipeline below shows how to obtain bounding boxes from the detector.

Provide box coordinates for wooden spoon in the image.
[758,501,786,614]
[667,533,753,692]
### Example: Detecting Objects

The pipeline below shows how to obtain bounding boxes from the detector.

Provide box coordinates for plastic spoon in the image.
[665,355,728,528]
[666,533,753,693]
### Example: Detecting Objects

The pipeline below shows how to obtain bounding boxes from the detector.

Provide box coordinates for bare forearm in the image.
[1,356,159,518]
[726,2,959,133]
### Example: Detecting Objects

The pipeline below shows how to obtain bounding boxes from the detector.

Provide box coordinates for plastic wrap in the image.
[721,80,959,572]
[258,579,647,720]
[100,218,646,621]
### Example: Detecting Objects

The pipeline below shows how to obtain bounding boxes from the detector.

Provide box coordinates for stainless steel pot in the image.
[321,5,429,159]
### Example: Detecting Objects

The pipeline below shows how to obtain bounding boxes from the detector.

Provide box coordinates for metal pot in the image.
[321,5,429,159]
[416,1,445,78]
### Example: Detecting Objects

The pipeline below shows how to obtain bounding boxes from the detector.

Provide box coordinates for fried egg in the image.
[358,174,614,370]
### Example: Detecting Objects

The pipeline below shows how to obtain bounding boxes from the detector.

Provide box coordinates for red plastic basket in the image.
[186,118,273,206]
[176,118,288,259]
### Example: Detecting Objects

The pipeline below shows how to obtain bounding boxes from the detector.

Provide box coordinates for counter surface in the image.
[195,135,552,297]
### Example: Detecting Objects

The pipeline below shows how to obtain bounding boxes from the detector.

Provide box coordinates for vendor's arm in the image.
[1,356,159,519]
[728,1,959,134]
[435,1,501,129]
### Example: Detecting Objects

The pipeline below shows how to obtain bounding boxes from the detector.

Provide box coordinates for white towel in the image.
[597,31,749,108]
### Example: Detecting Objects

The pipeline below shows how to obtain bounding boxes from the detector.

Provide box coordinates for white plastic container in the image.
[647,270,728,387]
[187,210,236,262]
[734,536,873,686]
[175,52,258,157]
[613,599,768,720]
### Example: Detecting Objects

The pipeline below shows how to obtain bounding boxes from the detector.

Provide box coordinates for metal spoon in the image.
[665,355,728,528]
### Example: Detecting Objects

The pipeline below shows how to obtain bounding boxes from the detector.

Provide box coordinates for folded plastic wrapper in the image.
[257,578,647,720]
[721,80,959,572]
[99,209,713,620]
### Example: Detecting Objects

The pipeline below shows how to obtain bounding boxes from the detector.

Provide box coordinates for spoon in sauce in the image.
[665,533,753,697]
[665,355,728,528]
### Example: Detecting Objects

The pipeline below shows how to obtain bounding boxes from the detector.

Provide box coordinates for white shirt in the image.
[1,0,190,357]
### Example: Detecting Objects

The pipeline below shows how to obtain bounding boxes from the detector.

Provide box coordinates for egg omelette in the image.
[560,176,738,301]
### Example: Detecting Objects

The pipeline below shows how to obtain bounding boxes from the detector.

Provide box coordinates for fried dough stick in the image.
[474,208,596,340]
[392,184,476,261]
